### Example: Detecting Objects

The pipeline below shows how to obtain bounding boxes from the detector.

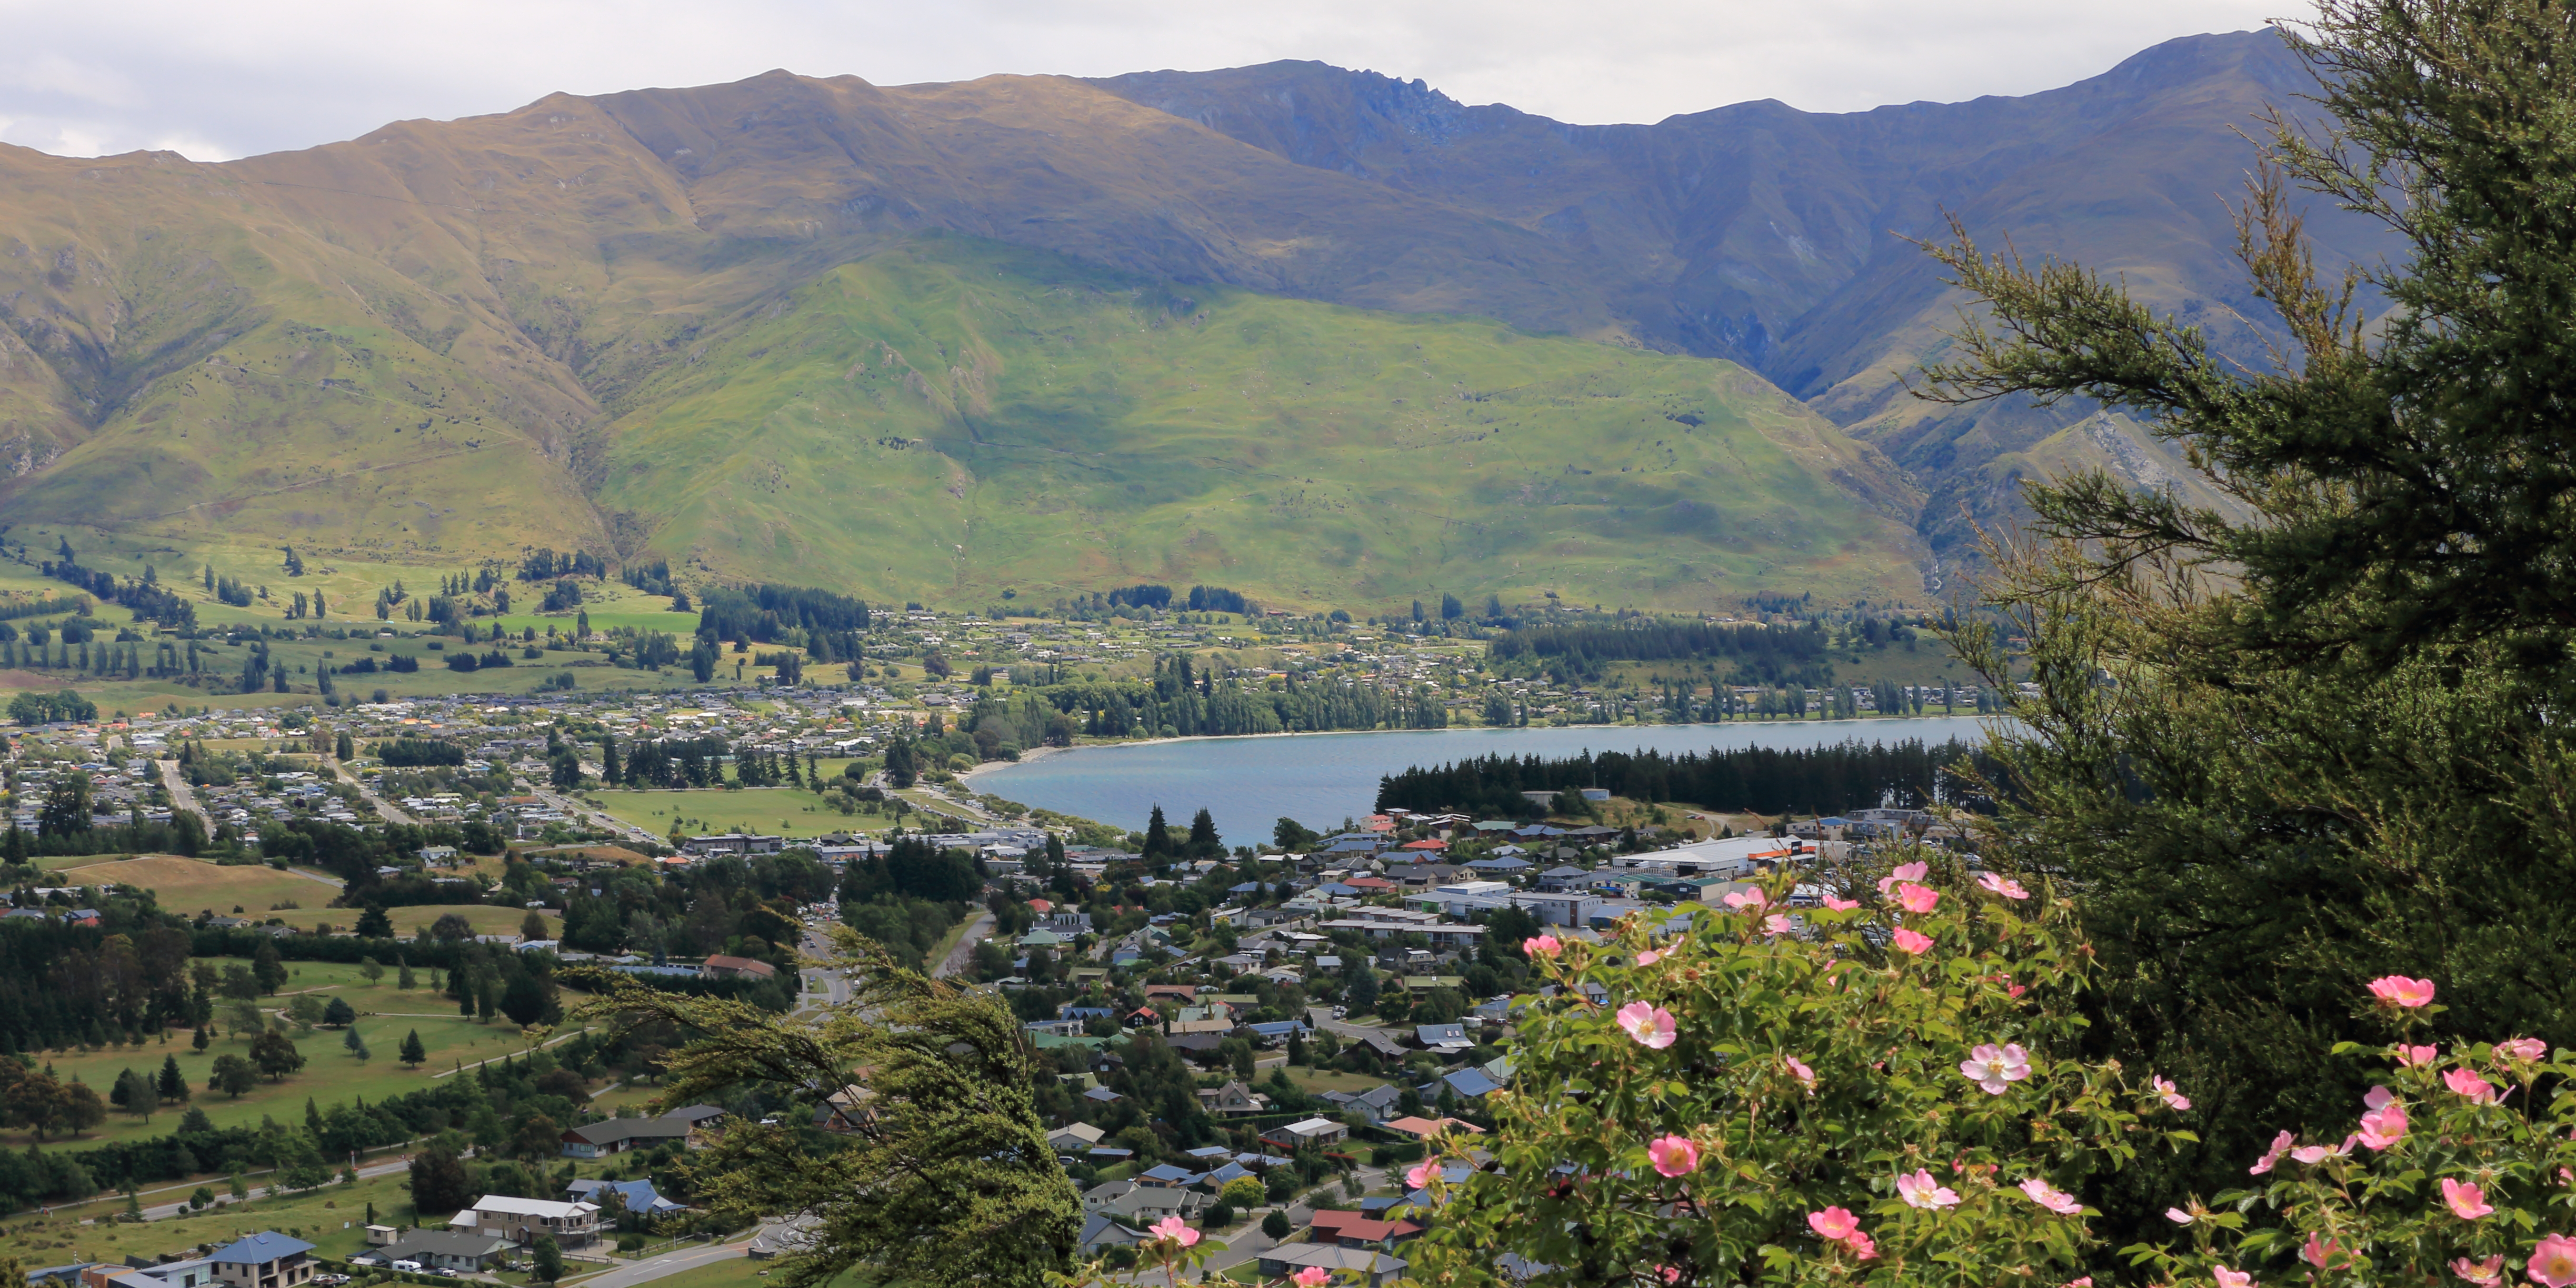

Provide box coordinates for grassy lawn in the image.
[44,856,558,939]
[58,856,338,918]
[584,789,893,841]
[2,962,586,1150]
[0,1170,423,1266]
[1283,1067,1396,1096]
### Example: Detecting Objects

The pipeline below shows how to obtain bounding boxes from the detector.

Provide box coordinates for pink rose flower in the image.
[2290,1137,2354,1165]
[1893,882,1940,914]
[1635,949,1663,966]
[2153,1076,2192,1111]
[1976,871,2031,900]
[1844,1232,1877,1261]
[2249,1130,2293,1175]
[2499,1037,2549,1063]
[1896,1169,1961,1210]
[1960,1043,2032,1095]
[2213,1268,2252,1288]
[2303,1235,2339,1269]
[1763,914,1793,936]
[1405,1162,1435,1190]
[2400,1044,2440,1066]
[1807,1207,1861,1241]
[2018,1178,2082,1215]
[1293,1269,1332,1288]
[1891,927,1933,954]
[2357,1100,2409,1150]
[2166,1208,2195,1225]
[2068,1280,2093,1288]
[1616,1001,1678,1049]
[2006,982,2028,999]
[1148,1214,1200,1247]
[1722,888,1768,911]
[1822,896,1860,911]
[1784,1055,1816,1091]
[2364,1085,2394,1110]
[1875,861,1928,894]
[1646,1134,1700,1178]
[2451,1255,2503,1286]
[2367,975,2436,1007]
[1523,934,1561,956]
[2446,1067,2499,1104]
[1658,1267,1681,1285]
[2442,1177,2494,1220]
[2532,1234,2576,1288]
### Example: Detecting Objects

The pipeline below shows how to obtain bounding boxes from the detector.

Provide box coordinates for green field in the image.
[38,855,560,940]
[0,1169,424,1265]
[2,956,583,1150]
[585,788,893,841]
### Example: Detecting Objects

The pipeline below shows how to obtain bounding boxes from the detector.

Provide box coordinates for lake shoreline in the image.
[960,711,1985,786]
[958,716,2002,834]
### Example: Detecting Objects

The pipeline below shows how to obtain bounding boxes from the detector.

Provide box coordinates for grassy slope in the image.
[602,235,1928,612]
[1,955,571,1150]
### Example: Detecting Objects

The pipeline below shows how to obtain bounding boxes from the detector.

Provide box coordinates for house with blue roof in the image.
[563,1177,686,1217]
[211,1233,316,1288]
[1441,1067,1503,1099]
[1136,1163,1202,1188]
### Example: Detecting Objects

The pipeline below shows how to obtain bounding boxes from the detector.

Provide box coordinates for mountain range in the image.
[0,29,2389,611]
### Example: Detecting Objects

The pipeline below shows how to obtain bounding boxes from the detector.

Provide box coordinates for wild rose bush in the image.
[1405,855,2195,1288]
[2134,979,2576,1288]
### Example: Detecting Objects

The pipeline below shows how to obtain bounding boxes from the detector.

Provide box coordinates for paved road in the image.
[567,1232,757,1288]
[156,759,211,831]
[933,911,995,980]
[325,753,417,825]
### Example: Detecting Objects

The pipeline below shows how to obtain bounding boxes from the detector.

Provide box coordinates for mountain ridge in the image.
[0,32,2381,607]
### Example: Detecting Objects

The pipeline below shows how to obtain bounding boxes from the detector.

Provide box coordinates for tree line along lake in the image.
[965,715,2000,839]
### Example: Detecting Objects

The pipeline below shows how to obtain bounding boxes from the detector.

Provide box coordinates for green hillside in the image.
[596,235,1928,610]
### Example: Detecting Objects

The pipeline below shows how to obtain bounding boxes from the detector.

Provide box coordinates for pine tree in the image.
[158,1054,188,1102]
[400,1029,426,1067]
[1142,805,1172,861]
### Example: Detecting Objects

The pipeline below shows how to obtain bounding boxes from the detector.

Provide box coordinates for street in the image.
[566,1231,758,1288]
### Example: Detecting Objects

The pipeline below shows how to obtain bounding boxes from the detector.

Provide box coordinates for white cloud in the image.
[0,0,2305,161]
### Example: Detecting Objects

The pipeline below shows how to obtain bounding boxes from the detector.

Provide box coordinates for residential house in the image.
[1309,1210,1427,1249]
[452,1195,601,1249]
[1195,1080,1270,1116]
[1413,1023,1473,1053]
[362,1232,511,1274]
[1255,1244,1408,1288]
[1076,1213,1148,1254]
[1046,1123,1106,1154]
[1510,891,1602,927]
[1260,1116,1350,1151]
[559,1113,695,1158]
[699,954,777,981]
[563,1178,686,1218]
[209,1234,315,1288]
[1136,1164,1203,1189]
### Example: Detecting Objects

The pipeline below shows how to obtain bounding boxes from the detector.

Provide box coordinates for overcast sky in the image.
[0,0,2302,162]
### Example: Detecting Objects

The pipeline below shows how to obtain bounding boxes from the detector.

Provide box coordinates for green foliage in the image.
[576,927,1080,1288]
[2132,1001,2574,1288]
[7,690,97,726]
[1407,860,2191,1287]
[1919,0,2576,1236]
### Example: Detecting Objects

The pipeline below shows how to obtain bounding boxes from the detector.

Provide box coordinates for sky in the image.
[0,0,2302,163]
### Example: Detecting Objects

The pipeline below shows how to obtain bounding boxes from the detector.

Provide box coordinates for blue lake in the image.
[966,716,2001,838]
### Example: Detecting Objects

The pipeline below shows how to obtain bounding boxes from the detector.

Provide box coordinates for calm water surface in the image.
[968,716,2000,837]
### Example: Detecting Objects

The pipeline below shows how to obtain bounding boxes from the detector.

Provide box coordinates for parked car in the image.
[390,1262,423,1274]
